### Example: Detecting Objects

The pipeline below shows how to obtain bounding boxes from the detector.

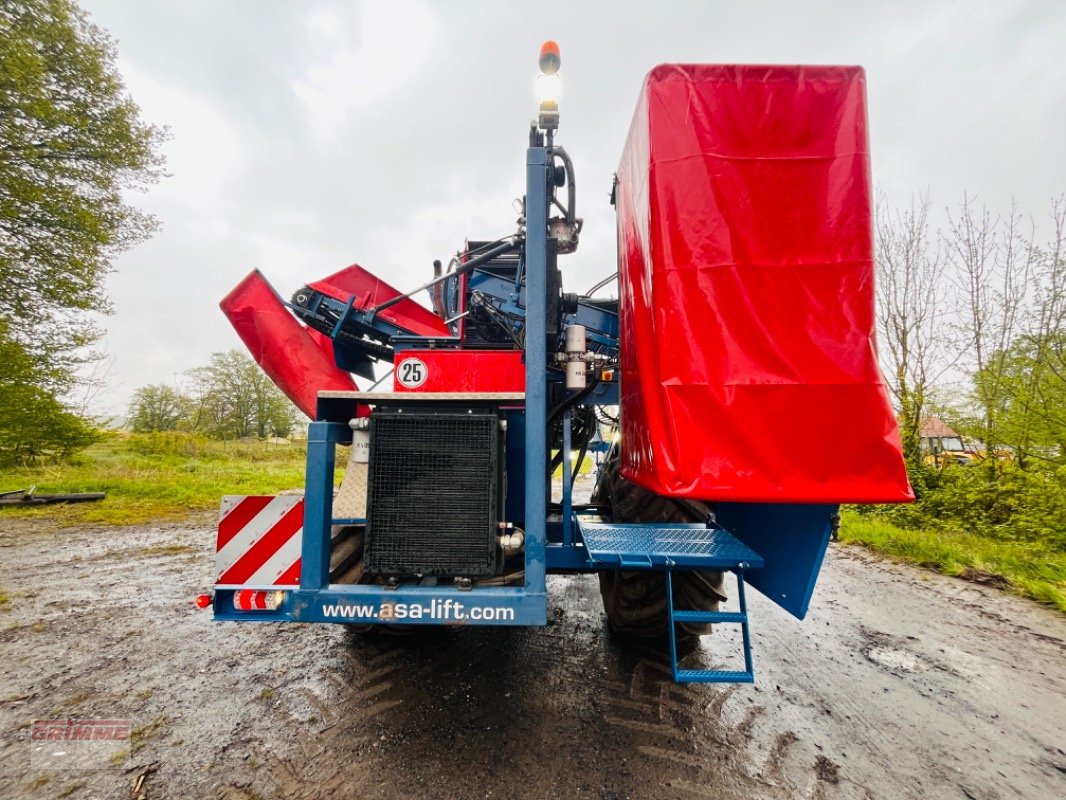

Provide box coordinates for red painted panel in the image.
[393,350,525,393]
[308,263,451,338]
[305,328,369,418]
[220,270,358,419]
[615,65,911,503]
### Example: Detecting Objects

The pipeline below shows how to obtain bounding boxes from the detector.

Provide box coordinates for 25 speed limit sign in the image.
[397,358,428,388]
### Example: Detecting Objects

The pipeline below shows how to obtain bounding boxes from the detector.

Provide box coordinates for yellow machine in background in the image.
[920,417,976,468]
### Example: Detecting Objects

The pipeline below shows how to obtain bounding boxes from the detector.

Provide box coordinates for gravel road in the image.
[1,504,1064,800]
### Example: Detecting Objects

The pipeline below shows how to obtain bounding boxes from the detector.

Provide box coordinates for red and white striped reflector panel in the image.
[215,495,303,589]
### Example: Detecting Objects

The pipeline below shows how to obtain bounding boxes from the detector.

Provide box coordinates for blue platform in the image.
[578,518,763,684]
[578,521,764,570]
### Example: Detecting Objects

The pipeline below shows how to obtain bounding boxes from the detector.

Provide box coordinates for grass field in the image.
[0,433,315,526]
[0,434,601,528]
[840,508,1066,613]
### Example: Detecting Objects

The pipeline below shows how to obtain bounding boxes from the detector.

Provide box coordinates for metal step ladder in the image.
[667,569,754,683]
[578,519,763,684]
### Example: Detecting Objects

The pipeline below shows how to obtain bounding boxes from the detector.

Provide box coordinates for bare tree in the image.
[875,191,956,466]
[71,352,117,421]
[1028,196,1066,349]
[1007,197,1066,465]
[947,196,1036,455]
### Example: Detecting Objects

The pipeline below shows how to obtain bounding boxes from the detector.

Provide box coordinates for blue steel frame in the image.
[212,131,842,688]
[460,269,619,356]
[214,144,555,627]
[521,145,550,617]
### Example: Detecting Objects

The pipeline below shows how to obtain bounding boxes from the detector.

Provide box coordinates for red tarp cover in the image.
[220,270,360,419]
[615,64,912,503]
[308,264,451,338]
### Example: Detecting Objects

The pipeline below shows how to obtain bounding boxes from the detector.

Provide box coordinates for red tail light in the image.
[233,590,286,611]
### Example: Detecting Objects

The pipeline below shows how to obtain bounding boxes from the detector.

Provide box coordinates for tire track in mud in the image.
[265,646,412,796]
[227,608,857,800]
[3,519,1064,800]
[598,655,845,800]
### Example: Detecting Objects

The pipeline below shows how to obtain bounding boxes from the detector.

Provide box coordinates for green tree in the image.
[127,383,186,433]
[0,0,164,450]
[974,333,1066,468]
[187,351,296,440]
[0,320,94,464]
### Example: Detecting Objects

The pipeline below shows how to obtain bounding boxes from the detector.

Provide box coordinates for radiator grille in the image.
[365,408,500,577]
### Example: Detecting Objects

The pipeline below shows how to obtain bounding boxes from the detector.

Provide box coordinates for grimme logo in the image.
[32,719,130,741]
[30,718,130,770]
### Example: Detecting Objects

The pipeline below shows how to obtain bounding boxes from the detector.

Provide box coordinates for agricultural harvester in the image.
[203,45,913,683]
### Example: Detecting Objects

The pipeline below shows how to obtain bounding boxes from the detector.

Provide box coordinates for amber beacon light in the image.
[536,41,562,131]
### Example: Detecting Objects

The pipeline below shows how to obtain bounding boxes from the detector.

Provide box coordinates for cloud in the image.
[291,2,438,141]
[75,0,1066,418]
[116,58,246,207]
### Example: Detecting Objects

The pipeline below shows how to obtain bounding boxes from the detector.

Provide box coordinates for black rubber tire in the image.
[592,445,726,641]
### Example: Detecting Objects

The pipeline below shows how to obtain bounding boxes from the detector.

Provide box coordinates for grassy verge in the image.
[839,508,1066,613]
[0,433,319,527]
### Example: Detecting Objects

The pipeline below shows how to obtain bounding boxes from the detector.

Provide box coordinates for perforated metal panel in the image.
[578,522,764,570]
[365,408,499,577]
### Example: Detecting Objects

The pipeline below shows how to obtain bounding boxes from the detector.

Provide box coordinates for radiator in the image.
[364,408,501,577]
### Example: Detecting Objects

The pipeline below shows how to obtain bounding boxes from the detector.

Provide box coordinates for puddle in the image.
[865,646,927,673]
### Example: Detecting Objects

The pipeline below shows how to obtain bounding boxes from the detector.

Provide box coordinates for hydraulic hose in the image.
[552,146,577,225]
[547,375,600,429]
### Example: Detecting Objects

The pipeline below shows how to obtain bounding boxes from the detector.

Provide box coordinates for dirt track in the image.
[1,499,1065,800]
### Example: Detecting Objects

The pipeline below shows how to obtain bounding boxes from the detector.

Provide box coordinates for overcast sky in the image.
[78,0,1065,417]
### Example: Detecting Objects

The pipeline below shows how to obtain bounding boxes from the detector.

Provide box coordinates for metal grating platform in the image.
[578,521,764,570]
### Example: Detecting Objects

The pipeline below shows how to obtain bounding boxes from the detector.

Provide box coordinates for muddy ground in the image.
[1,486,1065,800]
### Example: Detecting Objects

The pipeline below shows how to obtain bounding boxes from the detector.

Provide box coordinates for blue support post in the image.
[300,420,346,591]
[736,575,754,677]
[523,146,548,601]
[330,294,357,339]
[561,407,573,546]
